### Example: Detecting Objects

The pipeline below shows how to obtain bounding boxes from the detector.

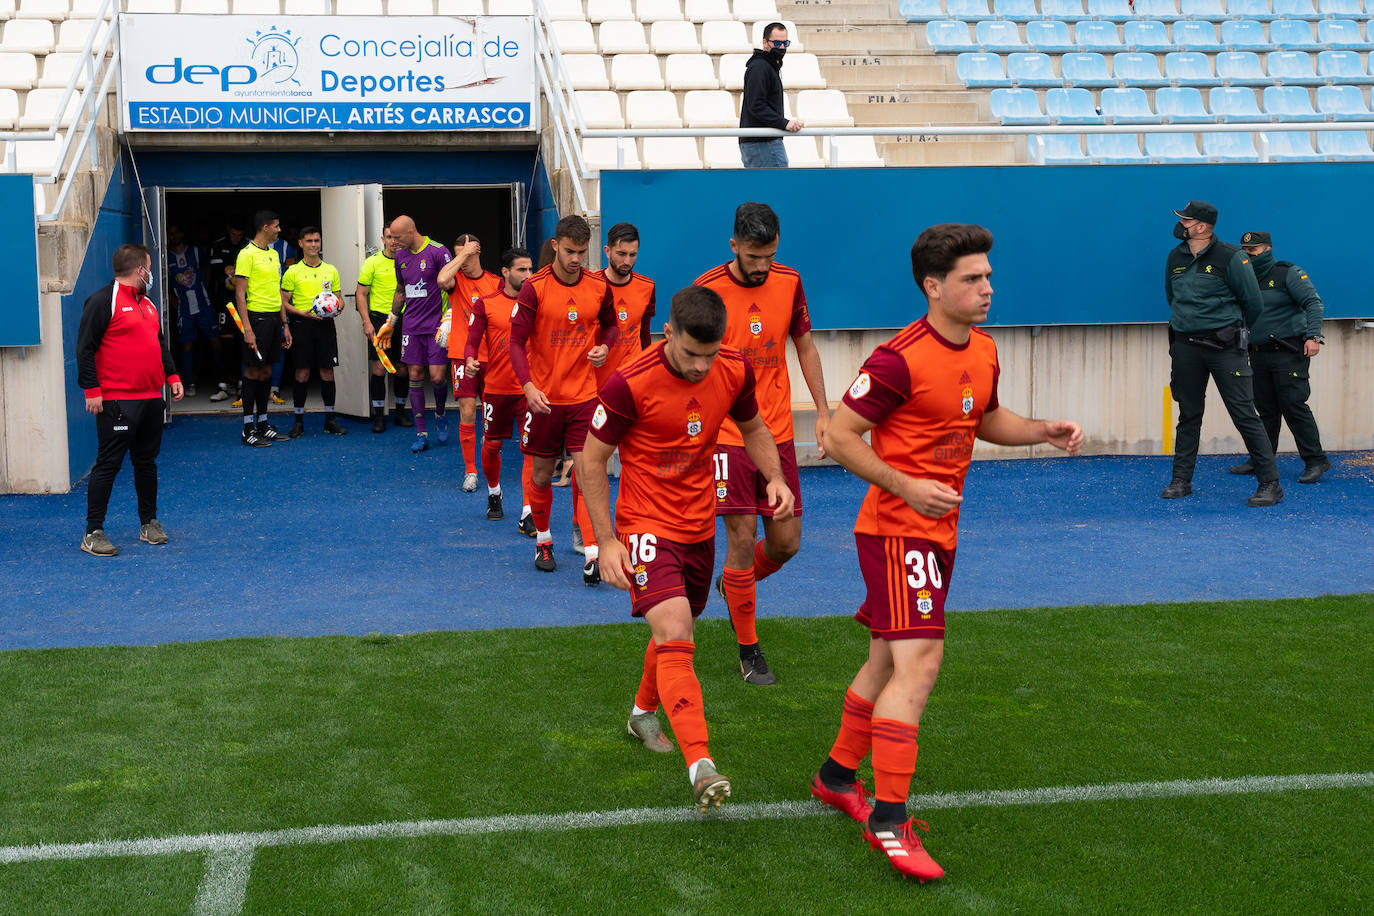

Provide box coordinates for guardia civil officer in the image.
[1162,201,1282,507]
[1227,231,1330,484]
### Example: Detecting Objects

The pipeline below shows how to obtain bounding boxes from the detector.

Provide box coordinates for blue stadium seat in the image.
[1100,87,1158,122]
[1215,51,1271,86]
[1272,0,1320,18]
[1173,20,1224,51]
[1113,52,1169,86]
[1046,86,1105,121]
[1202,131,1261,160]
[1267,50,1322,84]
[1031,134,1089,163]
[1124,20,1172,52]
[1061,51,1117,86]
[993,0,1039,20]
[1145,132,1209,161]
[949,0,995,19]
[1261,130,1318,160]
[1008,51,1063,85]
[1209,86,1267,121]
[1316,0,1360,15]
[1227,0,1277,20]
[1086,0,1134,21]
[990,87,1051,122]
[1316,19,1370,50]
[976,19,1026,50]
[1179,0,1226,19]
[901,0,946,20]
[1316,129,1374,158]
[957,51,1012,86]
[1026,19,1076,51]
[1316,49,1374,84]
[1220,19,1272,51]
[1156,86,1215,121]
[926,19,977,50]
[1268,19,1322,50]
[1262,85,1323,120]
[1134,0,1181,20]
[1041,0,1089,20]
[1316,84,1373,119]
[1075,20,1123,51]
[1086,133,1149,162]
[1164,51,1220,85]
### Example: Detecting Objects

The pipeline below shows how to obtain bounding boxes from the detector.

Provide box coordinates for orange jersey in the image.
[448,269,502,361]
[693,262,811,447]
[590,269,656,389]
[464,288,522,396]
[844,318,1001,551]
[510,266,617,405]
[591,342,758,543]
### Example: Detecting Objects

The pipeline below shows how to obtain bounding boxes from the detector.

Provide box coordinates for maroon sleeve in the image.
[464,298,488,361]
[639,286,655,350]
[589,370,638,446]
[842,346,910,424]
[987,355,1001,413]
[596,282,619,349]
[728,360,759,422]
[788,276,813,339]
[509,281,538,386]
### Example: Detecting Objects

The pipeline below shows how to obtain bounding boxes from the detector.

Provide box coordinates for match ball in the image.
[311,291,341,318]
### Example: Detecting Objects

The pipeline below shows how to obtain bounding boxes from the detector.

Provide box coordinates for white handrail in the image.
[39,42,120,223]
[530,0,593,213]
[0,0,118,147]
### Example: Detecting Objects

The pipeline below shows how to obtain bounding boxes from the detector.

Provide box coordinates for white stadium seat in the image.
[642,137,702,168]
[562,53,610,89]
[551,20,597,53]
[233,0,283,10]
[683,88,736,125]
[684,0,728,19]
[19,86,80,128]
[15,130,64,175]
[636,0,683,20]
[599,20,648,53]
[796,88,851,125]
[0,88,18,127]
[486,0,532,13]
[180,0,230,11]
[543,0,584,19]
[650,19,700,53]
[779,52,826,89]
[436,0,484,12]
[37,50,86,88]
[625,88,682,126]
[125,0,176,11]
[664,53,718,88]
[389,0,437,13]
[0,0,13,19]
[69,0,109,18]
[573,89,624,127]
[701,19,751,53]
[824,135,885,166]
[703,136,744,167]
[0,50,36,88]
[16,0,66,20]
[582,137,642,169]
[2,18,53,53]
[609,53,663,88]
[782,135,824,166]
[717,52,750,89]
[284,0,332,12]
[56,19,101,51]
[335,0,383,12]
[733,0,778,19]
[751,19,801,50]
[585,0,633,19]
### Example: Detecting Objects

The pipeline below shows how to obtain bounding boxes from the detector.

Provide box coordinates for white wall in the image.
[0,292,73,493]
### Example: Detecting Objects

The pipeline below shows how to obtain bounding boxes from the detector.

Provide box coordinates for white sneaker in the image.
[462,472,478,492]
[209,387,229,402]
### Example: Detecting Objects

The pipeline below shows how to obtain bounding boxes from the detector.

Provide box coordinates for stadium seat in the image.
[1316,0,1360,14]
[1267,49,1321,84]
[733,0,778,19]
[563,54,611,90]
[286,0,334,11]
[1045,86,1103,121]
[38,51,83,88]
[14,130,63,175]
[1164,51,1218,86]
[701,19,751,53]
[1173,20,1223,51]
[990,86,1049,123]
[543,0,585,19]
[702,136,744,167]
[1008,51,1061,85]
[1316,84,1372,119]
[926,19,976,51]
[1060,51,1115,87]
[1316,49,1374,84]
[1086,133,1148,162]
[488,0,534,10]
[976,19,1024,51]
[638,0,685,20]
[587,0,634,19]
[334,0,382,11]
[1262,85,1322,120]
[900,0,944,19]
[600,21,648,53]
[1220,19,1271,51]
[750,20,800,51]
[783,135,824,167]
[665,53,719,89]
[684,0,729,18]
[1145,132,1209,161]
[1228,0,1277,20]
[1030,133,1089,163]
[683,89,736,125]
[1268,18,1322,49]
[551,21,597,54]
[949,0,994,18]
[1272,0,1319,17]
[1,18,51,53]
[1156,86,1214,121]
[574,90,625,128]
[1025,19,1074,51]
[823,136,886,166]
[1215,51,1270,86]
[1261,130,1317,160]
[957,51,1010,86]
[718,52,751,89]
[1123,20,1171,52]
[626,89,682,127]
[17,0,66,18]
[1075,20,1122,52]
[1086,0,1134,21]
[1316,129,1374,158]
[1134,0,1180,19]
[0,87,15,128]
[1201,130,1260,159]
[1100,87,1157,122]
[993,0,1038,21]
[582,138,642,170]
[610,54,664,88]
[650,20,700,53]
[780,53,827,89]
[1209,86,1266,121]
[796,89,853,125]
[1316,18,1369,50]
[1179,0,1224,17]
[18,85,79,128]
[1113,51,1168,86]
[1040,0,1087,19]
[180,0,229,10]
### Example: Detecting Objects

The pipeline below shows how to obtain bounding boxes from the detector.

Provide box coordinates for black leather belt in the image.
[1249,337,1303,354]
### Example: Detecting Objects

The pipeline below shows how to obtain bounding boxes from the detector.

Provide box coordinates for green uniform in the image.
[234,243,282,314]
[357,251,400,317]
[281,260,342,316]
[1248,255,1326,464]
[1164,237,1277,484]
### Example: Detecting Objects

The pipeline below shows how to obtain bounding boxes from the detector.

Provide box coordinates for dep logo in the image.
[144,25,302,91]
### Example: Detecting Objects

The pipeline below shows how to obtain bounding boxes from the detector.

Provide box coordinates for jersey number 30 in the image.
[905,548,943,590]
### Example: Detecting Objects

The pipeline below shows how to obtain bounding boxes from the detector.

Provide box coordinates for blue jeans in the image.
[740,138,788,168]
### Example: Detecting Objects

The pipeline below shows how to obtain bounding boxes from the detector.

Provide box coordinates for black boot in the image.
[372,407,386,433]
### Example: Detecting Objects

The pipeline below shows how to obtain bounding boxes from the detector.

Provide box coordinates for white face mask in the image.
[137,266,152,293]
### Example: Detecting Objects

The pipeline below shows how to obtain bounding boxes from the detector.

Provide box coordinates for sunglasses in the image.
[768,39,791,47]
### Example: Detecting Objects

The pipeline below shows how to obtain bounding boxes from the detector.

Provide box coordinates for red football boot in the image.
[863,818,945,882]
[810,773,875,823]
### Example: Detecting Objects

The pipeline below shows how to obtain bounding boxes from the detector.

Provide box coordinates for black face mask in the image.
[1173,222,1189,241]
[769,47,786,65]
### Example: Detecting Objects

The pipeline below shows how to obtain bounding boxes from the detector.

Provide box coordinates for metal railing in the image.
[531,0,592,214]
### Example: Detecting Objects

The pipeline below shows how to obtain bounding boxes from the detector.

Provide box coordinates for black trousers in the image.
[1169,339,1278,483]
[86,397,164,532]
[1250,348,1326,464]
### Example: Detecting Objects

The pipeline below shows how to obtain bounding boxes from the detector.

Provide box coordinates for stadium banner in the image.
[0,175,41,347]
[119,14,535,132]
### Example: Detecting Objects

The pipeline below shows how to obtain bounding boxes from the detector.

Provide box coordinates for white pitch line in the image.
[192,846,254,916]
[1,770,1370,867]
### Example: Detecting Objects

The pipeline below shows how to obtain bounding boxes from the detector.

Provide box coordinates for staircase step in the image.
[847,100,986,124]
[821,62,956,90]
[875,135,1025,165]
[802,29,926,53]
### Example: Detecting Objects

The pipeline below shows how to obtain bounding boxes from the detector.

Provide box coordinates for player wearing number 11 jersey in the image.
[809,224,1083,882]
[580,285,794,811]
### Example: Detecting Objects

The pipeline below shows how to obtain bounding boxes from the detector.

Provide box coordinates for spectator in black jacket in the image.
[76,243,184,556]
[740,22,803,168]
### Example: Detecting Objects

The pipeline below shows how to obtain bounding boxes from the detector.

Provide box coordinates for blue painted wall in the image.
[601,164,1374,330]
[0,176,42,347]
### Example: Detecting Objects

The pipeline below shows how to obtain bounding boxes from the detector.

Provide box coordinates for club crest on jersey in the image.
[716,481,728,500]
[849,372,871,400]
[566,297,579,322]
[748,303,763,337]
[617,298,629,322]
[961,386,974,417]
[322,279,332,291]
[686,398,703,440]
[916,589,933,617]
[591,404,608,430]
[420,260,427,270]
[634,563,648,588]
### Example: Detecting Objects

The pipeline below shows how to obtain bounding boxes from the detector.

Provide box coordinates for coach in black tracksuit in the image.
[75,243,184,556]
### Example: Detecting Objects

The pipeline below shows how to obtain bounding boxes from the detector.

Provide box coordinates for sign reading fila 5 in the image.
[121,15,536,132]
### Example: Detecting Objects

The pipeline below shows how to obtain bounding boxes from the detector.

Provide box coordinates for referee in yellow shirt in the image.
[357,227,409,433]
[234,210,292,447]
[282,226,346,438]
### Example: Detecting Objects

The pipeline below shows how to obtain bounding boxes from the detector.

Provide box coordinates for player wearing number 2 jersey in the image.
[809,224,1083,883]
[580,285,793,812]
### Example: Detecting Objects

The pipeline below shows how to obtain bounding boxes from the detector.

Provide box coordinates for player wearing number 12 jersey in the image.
[809,224,1083,882]
[580,285,793,811]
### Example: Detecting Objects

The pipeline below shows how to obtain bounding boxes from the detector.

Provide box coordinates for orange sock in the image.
[753,539,784,581]
[530,479,552,534]
[656,639,709,764]
[722,567,757,646]
[871,717,919,804]
[459,422,477,474]
[634,638,659,712]
[571,469,597,549]
[829,689,876,770]
[521,455,534,511]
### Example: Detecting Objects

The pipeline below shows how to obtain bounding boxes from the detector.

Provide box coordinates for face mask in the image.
[769,47,786,64]
[137,266,152,294]
[1249,251,1274,275]
[1173,222,1189,241]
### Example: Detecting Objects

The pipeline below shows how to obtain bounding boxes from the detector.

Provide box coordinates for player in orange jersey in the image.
[580,284,794,810]
[509,215,619,582]
[438,234,497,492]
[809,224,1082,882]
[694,202,830,686]
[465,247,536,524]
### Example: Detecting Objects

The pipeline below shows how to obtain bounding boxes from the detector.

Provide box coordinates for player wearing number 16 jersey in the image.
[580,285,794,811]
[809,224,1083,882]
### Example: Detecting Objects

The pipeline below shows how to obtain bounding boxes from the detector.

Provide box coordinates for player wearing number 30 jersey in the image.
[580,285,794,812]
